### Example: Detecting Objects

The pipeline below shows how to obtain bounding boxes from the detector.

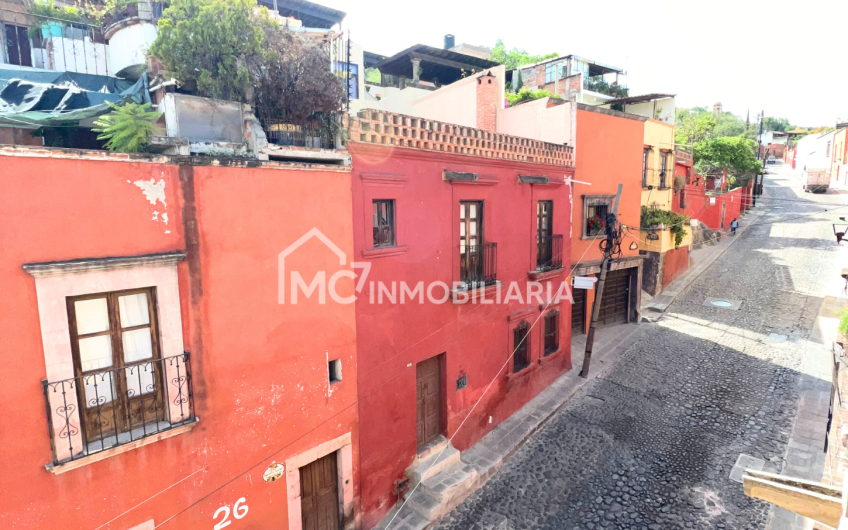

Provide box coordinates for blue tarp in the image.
[0,68,150,127]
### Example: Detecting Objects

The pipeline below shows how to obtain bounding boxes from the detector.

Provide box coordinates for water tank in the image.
[444,34,455,50]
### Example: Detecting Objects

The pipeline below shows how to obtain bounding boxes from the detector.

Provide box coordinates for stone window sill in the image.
[450,281,503,304]
[528,267,565,281]
[45,419,198,475]
[539,348,566,365]
[506,361,538,383]
[361,245,408,259]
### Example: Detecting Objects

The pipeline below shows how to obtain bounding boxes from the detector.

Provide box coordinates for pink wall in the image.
[350,142,574,526]
[0,151,359,529]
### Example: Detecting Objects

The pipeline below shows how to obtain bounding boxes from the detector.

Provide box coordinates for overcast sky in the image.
[320,0,847,128]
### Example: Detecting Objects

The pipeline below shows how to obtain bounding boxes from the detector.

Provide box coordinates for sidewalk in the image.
[642,205,764,316]
[377,322,648,530]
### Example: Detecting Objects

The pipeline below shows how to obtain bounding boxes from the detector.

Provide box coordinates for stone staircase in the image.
[374,437,480,530]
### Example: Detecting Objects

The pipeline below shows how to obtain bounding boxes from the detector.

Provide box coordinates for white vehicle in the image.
[803,167,829,193]
[767,156,776,164]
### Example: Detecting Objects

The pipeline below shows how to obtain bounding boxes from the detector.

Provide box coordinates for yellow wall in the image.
[640,227,693,253]
[641,119,676,210]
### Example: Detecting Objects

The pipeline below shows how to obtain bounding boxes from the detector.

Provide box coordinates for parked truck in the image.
[803,167,830,193]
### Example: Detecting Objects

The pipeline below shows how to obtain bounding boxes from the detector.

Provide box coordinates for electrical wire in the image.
[102,231,609,530]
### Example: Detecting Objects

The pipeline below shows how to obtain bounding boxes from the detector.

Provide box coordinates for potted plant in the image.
[587,215,606,234]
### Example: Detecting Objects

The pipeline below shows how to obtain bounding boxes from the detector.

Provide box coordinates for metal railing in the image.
[536,234,563,271]
[262,117,337,149]
[459,242,497,289]
[103,1,165,32]
[1,9,108,76]
[42,352,195,467]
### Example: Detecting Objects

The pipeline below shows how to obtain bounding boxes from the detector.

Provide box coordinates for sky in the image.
[319,0,847,128]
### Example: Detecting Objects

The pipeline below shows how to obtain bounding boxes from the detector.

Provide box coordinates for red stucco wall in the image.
[573,108,644,263]
[661,245,689,288]
[350,143,574,526]
[674,184,747,231]
[0,152,359,529]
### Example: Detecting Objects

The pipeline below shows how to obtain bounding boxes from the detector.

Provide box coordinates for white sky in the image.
[320,0,847,127]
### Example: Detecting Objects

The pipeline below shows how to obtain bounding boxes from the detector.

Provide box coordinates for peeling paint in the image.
[134,178,167,207]
[162,212,169,225]
[152,211,159,221]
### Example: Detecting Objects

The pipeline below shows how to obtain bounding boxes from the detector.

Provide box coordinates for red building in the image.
[0,148,360,530]
[347,110,576,527]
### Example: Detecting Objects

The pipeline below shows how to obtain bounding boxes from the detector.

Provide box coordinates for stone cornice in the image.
[24,252,186,278]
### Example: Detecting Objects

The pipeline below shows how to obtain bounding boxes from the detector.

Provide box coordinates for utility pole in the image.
[580,184,623,379]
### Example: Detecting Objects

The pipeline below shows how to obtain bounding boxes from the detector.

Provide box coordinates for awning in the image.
[0,68,150,127]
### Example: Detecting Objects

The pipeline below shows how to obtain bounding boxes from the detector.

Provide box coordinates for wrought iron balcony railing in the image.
[459,242,497,289]
[536,234,563,271]
[42,352,195,467]
[262,117,338,150]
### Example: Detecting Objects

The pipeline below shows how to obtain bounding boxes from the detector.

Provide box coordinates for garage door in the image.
[571,287,586,335]
[597,268,630,327]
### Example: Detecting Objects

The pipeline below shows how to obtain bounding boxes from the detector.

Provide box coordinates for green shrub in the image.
[93,102,161,153]
[506,87,561,107]
[640,206,690,249]
[838,308,848,337]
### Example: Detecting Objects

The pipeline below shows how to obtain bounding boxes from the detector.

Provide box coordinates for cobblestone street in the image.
[435,164,848,530]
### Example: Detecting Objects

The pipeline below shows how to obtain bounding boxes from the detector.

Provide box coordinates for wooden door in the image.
[300,453,340,530]
[459,201,483,284]
[416,356,442,448]
[537,201,553,268]
[571,287,586,335]
[597,269,630,327]
[721,203,726,229]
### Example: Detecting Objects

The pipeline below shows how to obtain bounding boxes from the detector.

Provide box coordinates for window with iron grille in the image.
[544,312,559,355]
[642,148,651,188]
[659,151,669,188]
[3,23,32,67]
[460,201,497,288]
[372,199,395,248]
[513,322,531,373]
[545,63,558,84]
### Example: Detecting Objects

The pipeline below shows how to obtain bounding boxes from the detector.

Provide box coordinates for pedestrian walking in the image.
[730,218,739,236]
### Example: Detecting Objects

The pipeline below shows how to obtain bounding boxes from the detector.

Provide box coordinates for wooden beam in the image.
[443,171,477,182]
[409,52,489,74]
[743,469,842,528]
[518,175,549,185]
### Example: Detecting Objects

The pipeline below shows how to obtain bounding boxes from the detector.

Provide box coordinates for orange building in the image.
[569,105,646,335]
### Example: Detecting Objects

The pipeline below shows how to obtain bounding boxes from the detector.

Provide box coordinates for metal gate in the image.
[597,268,630,327]
[572,287,586,335]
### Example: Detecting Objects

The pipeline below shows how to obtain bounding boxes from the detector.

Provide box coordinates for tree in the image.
[693,137,760,180]
[676,112,716,145]
[149,0,269,101]
[251,29,346,124]
[490,39,558,71]
[365,68,381,84]
[763,117,792,132]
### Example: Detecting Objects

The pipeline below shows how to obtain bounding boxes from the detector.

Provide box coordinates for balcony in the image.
[42,352,196,468]
[262,116,339,150]
[1,9,109,75]
[536,234,563,271]
[103,1,165,36]
[459,242,497,290]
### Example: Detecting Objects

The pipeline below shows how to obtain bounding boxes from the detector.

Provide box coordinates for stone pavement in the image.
[642,204,764,316]
[430,163,848,530]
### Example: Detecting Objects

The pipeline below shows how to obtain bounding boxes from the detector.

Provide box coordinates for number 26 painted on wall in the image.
[213,497,248,529]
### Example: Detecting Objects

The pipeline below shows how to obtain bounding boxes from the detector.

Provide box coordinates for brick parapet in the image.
[350,109,575,168]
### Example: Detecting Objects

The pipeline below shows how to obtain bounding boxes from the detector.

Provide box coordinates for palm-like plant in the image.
[93,102,160,153]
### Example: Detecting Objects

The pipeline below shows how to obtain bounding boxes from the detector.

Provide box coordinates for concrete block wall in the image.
[350,109,575,167]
